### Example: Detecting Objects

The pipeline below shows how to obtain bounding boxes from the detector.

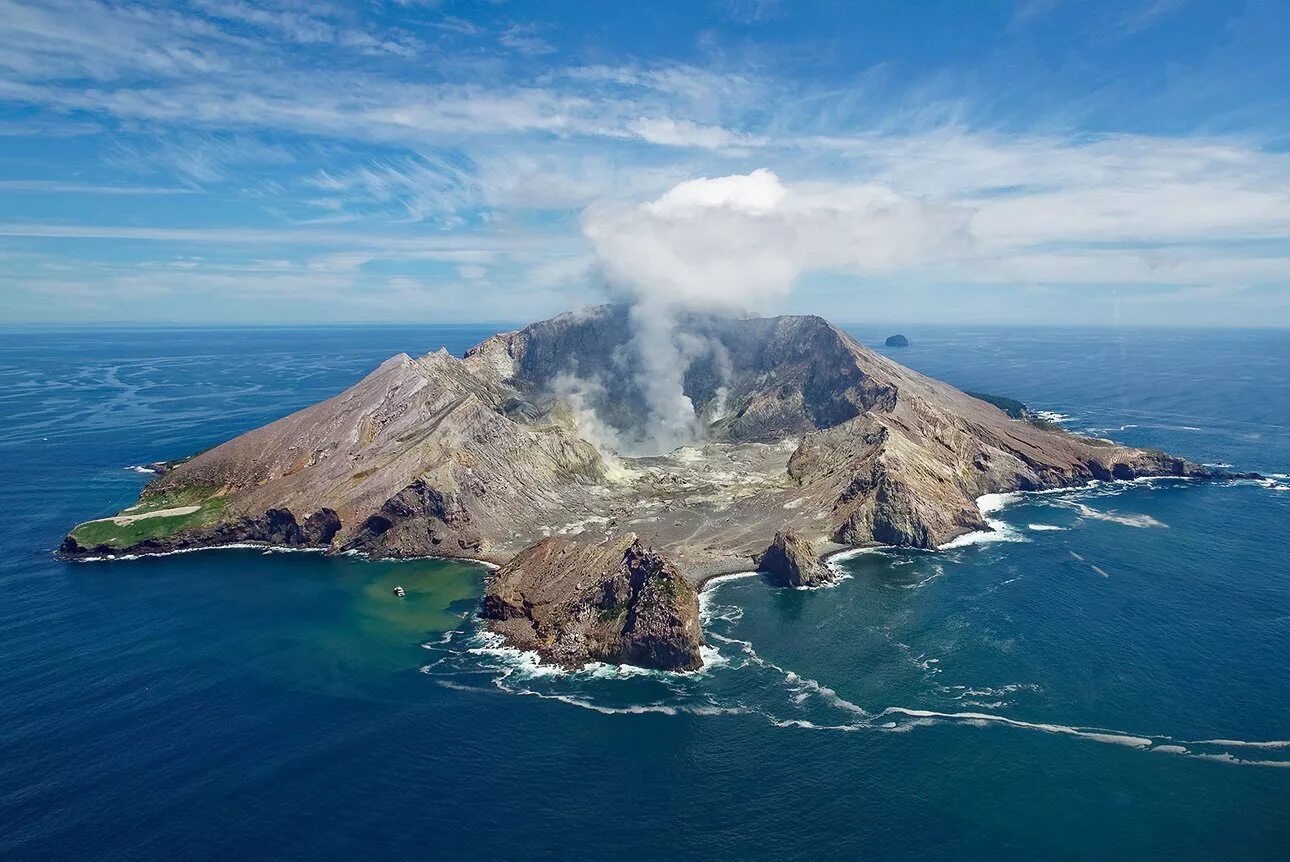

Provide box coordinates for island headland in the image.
[62,305,1238,670]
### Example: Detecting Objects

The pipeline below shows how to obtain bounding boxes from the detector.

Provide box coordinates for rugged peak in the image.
[460,304,898,449]
[422,346,457,361]
[381,352,414,368]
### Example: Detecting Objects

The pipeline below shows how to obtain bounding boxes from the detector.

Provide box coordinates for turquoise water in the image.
[1,325,1287,859]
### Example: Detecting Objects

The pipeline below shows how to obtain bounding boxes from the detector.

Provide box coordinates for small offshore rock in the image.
[756,530,832,587]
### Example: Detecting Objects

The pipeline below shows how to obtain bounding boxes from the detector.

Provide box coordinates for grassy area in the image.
[597,603,628,624]
[134,483,221,510]
[71,492,227,549]
[966,391,1082,433]
[966,391,1029,420]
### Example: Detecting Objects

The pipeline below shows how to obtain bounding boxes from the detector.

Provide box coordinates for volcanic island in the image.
[63,305,1225,670]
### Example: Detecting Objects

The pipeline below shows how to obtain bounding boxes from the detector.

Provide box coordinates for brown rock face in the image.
[756,531,831,588]
[481,534,704,671]
[341,480,482,558]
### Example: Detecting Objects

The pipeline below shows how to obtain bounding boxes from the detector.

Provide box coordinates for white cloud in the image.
[107,133,296,185]
[192,0,337,45]
[1012,0,1064,23]
[1112,0,1188,36]
[306,154,479,221]
[578,169,972,452]
[644,168,785,215]
[781,128,1290,290]
[583,168,972,313]
[628,117,765,151]
[0,222,552,255]
[499,24,556,56]
[723,0,786,24]
[0,179,196,195]
[0,3,765,156]
[1,0,1288,327]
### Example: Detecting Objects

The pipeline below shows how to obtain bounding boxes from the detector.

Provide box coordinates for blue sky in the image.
[2,0,1289,326]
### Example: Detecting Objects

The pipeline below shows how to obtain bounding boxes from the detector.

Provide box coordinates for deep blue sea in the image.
[1,324,1288,860]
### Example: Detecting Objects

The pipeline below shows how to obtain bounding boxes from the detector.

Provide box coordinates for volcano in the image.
[63,306,1220,669]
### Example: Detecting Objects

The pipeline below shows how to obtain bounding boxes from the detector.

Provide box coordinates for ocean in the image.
[0,323,1287,860]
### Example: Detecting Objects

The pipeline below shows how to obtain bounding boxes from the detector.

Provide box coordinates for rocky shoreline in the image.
[61,305,1249,670]
[60,507,343,559]
[481,534,704,671]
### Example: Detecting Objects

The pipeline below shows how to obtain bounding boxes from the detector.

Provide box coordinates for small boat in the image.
[393,585,405,598]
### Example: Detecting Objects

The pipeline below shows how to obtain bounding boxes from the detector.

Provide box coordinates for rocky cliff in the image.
[63,304,1232,669]
[481,534,703,671]
[756,531,832,588]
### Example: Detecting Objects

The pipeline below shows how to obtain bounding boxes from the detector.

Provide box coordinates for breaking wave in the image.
[70,542,328,562]
[938,493,1029,549]
[416,475,1290,768]
[419,593,1290,769]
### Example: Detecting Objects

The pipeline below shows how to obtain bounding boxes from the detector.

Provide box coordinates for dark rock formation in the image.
[466,308,899,444]
[756,531,831,587]
[482,534,704,671]
[60,507,340,559]
[885,334,909,347]
[342,479,482,558]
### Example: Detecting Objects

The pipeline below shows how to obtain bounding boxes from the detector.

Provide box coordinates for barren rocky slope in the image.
[63,305,1225,669]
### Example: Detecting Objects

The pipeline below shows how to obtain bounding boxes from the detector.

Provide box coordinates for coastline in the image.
[63,540,505,570]
[63,474,1256,575]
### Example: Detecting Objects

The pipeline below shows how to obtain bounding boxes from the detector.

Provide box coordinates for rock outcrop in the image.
[60,507,340,558]
[341,479,482,558]
[481,534,703,671]
[63,304,1239,669]
[885,334,909,347]
[756,531,831,588]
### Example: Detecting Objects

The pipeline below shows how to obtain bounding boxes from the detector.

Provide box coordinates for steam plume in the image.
[578,168,969,454]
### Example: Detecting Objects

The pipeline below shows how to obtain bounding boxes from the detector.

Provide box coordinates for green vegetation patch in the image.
[71,493,227,549]
[966,391,1028,420]
[597,603,628,623]
[136,483,222,509]
[652,572,690,602]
